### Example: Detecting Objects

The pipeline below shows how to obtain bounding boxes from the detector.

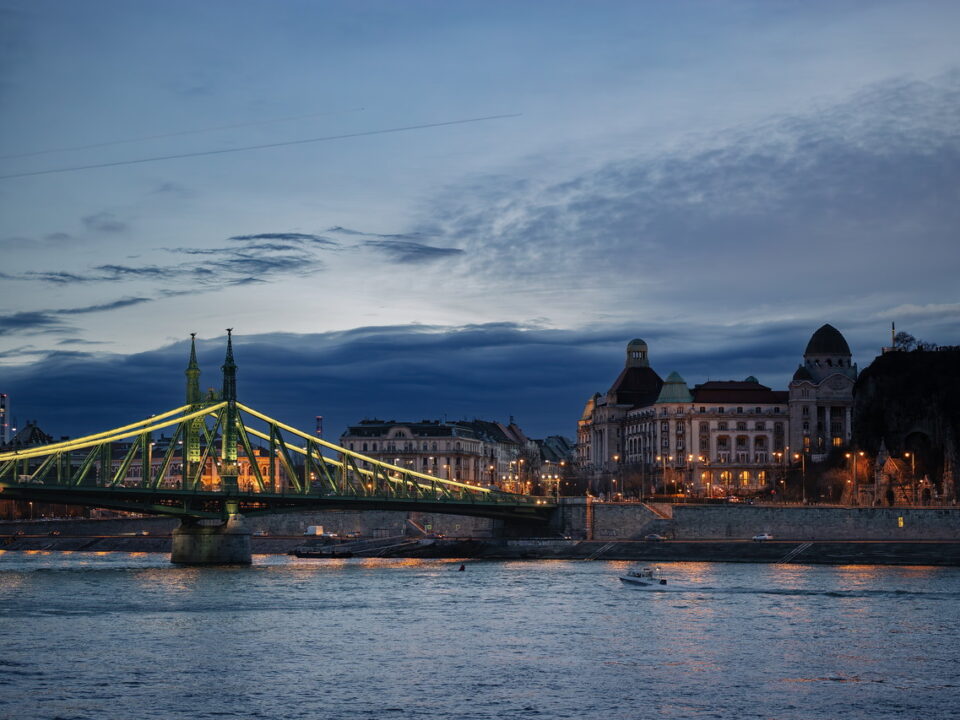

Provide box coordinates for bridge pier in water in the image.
[171,514,251,565]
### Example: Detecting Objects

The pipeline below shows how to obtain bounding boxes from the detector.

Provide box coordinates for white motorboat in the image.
[618,566,674,589]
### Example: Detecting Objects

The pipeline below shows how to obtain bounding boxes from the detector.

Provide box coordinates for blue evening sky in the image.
[1,1,958,440]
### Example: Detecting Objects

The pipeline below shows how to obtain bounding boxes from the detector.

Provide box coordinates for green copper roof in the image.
[656,371,693,403]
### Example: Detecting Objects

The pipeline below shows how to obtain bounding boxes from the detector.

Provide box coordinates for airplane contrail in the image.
[0,114,522,180]
[0,107,366,161]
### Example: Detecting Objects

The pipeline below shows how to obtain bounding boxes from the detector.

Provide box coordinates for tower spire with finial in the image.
[185,333,201,405]
[219,329,239,500]
[184,333,204,474]
[221,328,237,402]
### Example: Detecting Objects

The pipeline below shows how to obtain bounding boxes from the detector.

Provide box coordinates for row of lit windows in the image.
[650,405,784,417]
[630,420,785,434]
[346,440,482,454]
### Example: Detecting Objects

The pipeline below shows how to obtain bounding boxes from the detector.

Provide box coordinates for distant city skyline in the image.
[1,1,958,440]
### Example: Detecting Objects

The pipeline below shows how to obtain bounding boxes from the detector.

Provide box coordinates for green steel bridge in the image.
[0,332,555,525]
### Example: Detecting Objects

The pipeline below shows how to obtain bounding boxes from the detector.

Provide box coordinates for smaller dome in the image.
[745,375,759,383]
[792,365,813,382]
[656,371,693,403]
[627,338,647,347]
[580,393,598,421]
[804,324,851,356]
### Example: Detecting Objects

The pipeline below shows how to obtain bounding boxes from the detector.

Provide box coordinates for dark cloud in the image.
[0,311,68,336]
[15,234,327,292]
[57,338,107,346]
[0,298,154,338]
[24,271,97,284]
[82,211,127,233]
[361,239,464,264]
[228,232,337,246]
[94,264,177,280]
[327,225,434,242]
[0,320,890,442]
[59,297,152,315]
[43,232,73,242]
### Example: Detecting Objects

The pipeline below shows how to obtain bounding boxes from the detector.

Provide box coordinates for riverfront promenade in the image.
[3,501,960,564]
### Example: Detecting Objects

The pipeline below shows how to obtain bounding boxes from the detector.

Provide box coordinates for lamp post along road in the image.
[794,452,806,504]
[905,452,916,504]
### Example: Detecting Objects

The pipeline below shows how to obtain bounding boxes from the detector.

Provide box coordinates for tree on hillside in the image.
[894,331,937,351]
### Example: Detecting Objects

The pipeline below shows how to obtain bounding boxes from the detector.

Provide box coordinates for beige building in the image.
[625,374,789,497]
[339,418,540,492]
[788,324,857,461]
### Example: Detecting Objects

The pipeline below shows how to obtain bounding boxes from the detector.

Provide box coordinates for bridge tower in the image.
[172,329,251,565]
[184,333,202,482]
[219,329,239,499]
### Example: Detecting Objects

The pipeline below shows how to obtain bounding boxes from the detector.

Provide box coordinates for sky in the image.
[1,0,959,442]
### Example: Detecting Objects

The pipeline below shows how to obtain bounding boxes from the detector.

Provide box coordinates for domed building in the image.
[576,339,662,490]
[789,324,858,459]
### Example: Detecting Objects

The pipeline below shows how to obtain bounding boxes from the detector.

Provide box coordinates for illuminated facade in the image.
[579,330,860,497]
[788,324,857,460]
[576,339,663,492]
[340,418,541,492]
[624,375,789,497]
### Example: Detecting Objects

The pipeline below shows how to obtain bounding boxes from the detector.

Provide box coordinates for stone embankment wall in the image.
[552,499,960,541]
[668,505,960,541]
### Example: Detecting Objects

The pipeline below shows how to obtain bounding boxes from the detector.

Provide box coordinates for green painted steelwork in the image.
[0,334,555,522]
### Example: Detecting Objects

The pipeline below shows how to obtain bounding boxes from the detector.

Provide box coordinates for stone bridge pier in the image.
[171,514,252,565]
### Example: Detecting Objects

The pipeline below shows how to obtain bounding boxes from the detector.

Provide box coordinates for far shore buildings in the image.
[578,325,857,497]
[339,419,572,494]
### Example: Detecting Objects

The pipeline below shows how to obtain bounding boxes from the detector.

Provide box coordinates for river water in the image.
[0,552,957,720]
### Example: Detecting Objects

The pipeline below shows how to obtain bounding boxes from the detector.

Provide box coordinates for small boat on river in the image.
[618,566,675,589]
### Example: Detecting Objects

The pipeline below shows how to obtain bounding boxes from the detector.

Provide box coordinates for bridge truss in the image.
[0,401,554,522]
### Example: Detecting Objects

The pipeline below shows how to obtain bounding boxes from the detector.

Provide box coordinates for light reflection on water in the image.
[0,553,958,720]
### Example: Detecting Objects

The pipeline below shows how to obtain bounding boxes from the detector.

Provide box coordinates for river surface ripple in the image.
[0,553,958,720]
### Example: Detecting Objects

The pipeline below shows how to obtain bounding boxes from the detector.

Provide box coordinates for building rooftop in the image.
[804,323,851,356]
[692,380,788,404]
[608,365,663,408]
[656,371,693,404]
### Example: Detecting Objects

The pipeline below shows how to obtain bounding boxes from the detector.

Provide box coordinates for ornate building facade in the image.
[788,324,857,460]
[579,325,856,497]
[576,339,662,492]
[624,375,788,497]
[339,418,548,493]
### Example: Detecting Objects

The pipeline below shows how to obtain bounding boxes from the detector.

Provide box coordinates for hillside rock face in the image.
[853,349,960,500]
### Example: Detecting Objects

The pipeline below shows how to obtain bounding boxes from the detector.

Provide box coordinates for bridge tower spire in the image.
[184,334,203,478]
[219,329,239,502]
[185,333,201,405]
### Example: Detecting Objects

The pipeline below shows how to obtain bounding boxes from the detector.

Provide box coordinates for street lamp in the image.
[612,454,620,500]
[794,452,806,504]
[845,450,866,504]
[904,452,915,504]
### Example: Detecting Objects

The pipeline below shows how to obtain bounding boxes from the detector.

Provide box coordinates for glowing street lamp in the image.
[904,452,916,504]
[845,450,866,504]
